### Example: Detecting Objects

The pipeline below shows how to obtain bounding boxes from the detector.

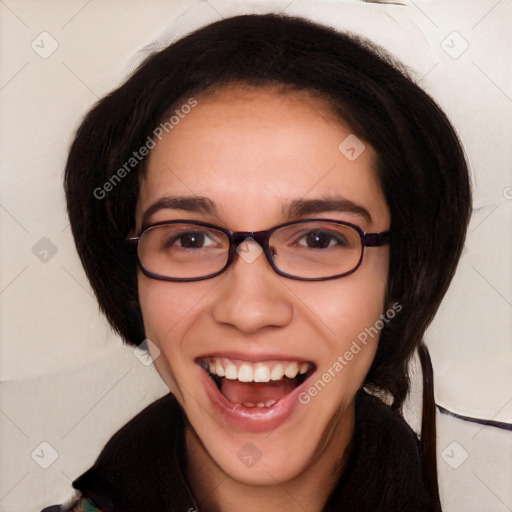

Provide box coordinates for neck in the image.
[184,404,355,512]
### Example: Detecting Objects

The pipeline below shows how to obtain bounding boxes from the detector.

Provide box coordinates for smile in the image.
[197,356,317,432]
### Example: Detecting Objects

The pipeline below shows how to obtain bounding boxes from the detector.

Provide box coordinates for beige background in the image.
[0,1,511,510]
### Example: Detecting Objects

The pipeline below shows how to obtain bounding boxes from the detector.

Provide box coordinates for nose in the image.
[212,240,293,334]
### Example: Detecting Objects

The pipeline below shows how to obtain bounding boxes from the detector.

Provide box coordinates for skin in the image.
[135,85,391,511]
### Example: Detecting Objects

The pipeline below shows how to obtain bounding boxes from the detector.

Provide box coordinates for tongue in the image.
[220,378,297,405]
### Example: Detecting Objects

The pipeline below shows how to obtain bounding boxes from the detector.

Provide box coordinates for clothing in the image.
[42,390,435,512]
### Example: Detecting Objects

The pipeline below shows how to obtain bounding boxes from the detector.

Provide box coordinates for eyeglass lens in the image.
[137,221,363,280]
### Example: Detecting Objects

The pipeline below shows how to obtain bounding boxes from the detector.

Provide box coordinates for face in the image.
[135,85,390,486]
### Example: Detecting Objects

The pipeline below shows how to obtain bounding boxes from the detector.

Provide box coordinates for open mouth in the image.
[198,357,316,409]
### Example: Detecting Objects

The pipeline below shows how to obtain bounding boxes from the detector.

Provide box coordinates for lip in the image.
[197,359,316,433]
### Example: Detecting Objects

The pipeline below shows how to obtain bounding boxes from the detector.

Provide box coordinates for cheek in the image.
[138,277,211,339]
[138,276,217,398]
[137,277,204,370]
[297,248,388,340]
[289,248,389,388]
[299,281,385,373]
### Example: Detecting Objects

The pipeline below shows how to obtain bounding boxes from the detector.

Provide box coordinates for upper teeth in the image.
[204,358,311,383]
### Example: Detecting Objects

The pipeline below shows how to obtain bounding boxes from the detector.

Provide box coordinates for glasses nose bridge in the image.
[229,230,274,271]
[230,229,270,250]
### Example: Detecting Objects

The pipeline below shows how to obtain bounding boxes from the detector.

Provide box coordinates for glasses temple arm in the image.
[363,231,390,247]
[125,237,139,250]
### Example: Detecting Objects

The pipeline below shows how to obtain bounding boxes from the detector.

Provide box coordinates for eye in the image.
[299,229,348,249]
[163,229,219,249]
[178,231,210,248]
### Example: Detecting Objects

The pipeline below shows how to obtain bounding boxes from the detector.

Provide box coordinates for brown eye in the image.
[303,230,348,249]
[179,232,207,248]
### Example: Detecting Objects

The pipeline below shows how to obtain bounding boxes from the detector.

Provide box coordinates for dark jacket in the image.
[43,390,435,511]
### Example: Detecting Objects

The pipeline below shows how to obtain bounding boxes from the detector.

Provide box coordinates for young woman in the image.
[44,13,471,512]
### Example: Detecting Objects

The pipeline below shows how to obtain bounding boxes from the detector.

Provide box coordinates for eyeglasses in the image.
[125,219,390,282]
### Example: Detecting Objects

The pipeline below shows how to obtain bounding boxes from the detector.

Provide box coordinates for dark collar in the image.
[73,390,434,512]
[74,393,194,511]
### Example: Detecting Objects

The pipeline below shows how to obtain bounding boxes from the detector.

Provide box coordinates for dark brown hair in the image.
[64,14,472,508]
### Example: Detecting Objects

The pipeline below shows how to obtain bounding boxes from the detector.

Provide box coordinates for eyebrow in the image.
[141,194,372,228]
[141,196,219,227]
[285,197,372,223]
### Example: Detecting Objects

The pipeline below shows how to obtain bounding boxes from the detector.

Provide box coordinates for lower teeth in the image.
[241,400,277,408]
[208,372,303,408]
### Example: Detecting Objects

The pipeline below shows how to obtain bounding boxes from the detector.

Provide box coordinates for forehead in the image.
[138,85,389,230]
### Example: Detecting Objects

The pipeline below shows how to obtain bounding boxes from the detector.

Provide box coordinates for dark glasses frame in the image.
[125,218,390,282]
